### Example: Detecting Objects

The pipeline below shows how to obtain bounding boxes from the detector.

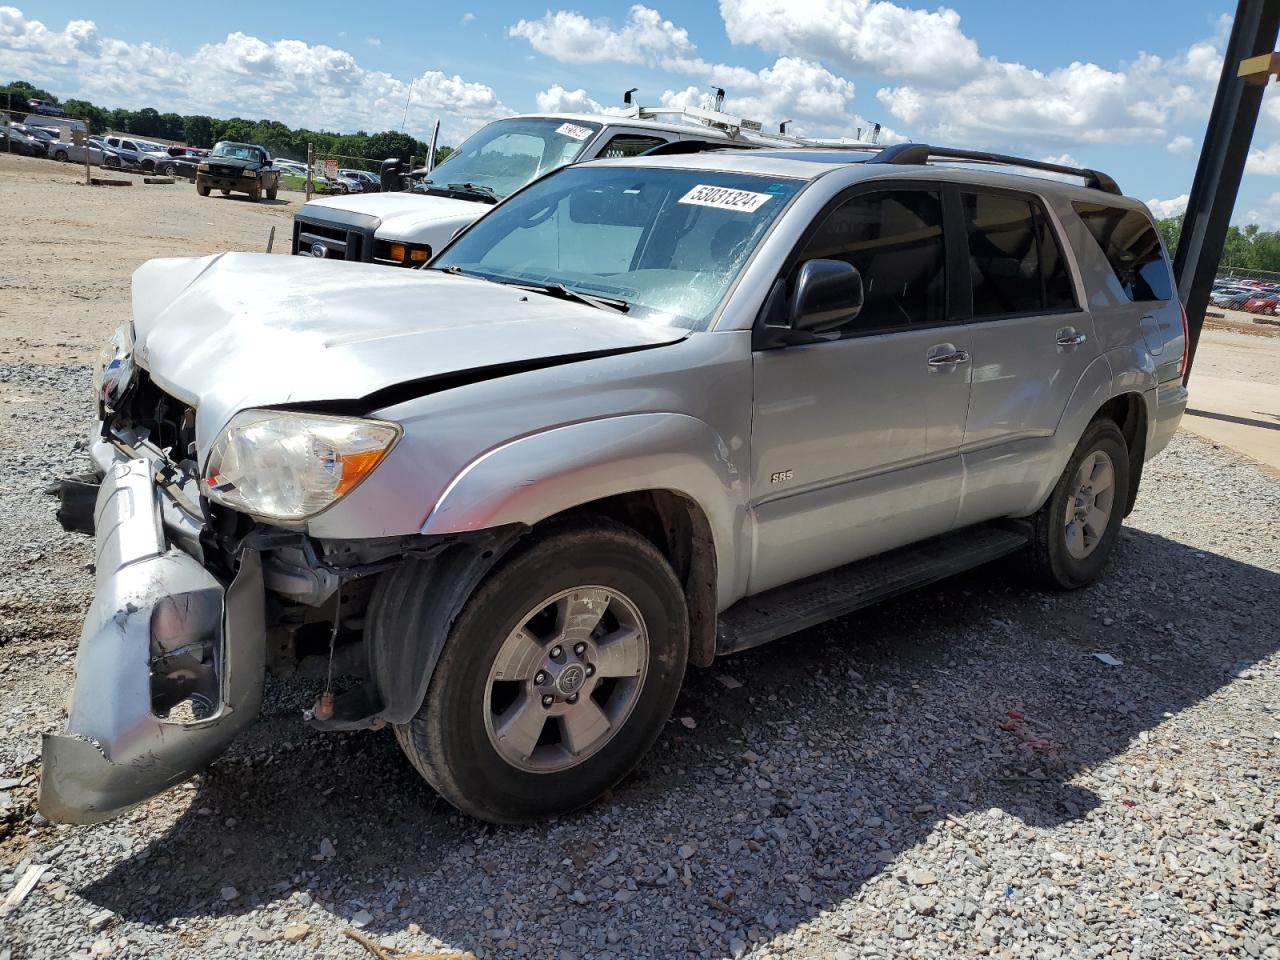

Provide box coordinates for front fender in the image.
[421,413,749,605]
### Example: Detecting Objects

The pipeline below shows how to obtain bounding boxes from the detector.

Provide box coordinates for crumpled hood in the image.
[131,253,687,449]
[301,192,484,244]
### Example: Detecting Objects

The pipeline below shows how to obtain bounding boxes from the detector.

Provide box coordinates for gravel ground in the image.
[2,369,1278,960]
[2,152,1280,960]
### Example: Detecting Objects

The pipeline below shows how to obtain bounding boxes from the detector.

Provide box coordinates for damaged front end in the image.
[40,458,266,824]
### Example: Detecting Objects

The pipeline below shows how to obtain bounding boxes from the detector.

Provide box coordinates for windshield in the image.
[412,117,603,200]
[436,165,803,330]
[212,143,260,161]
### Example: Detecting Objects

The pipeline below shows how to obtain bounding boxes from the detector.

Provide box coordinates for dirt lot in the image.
[2,151,1279,960]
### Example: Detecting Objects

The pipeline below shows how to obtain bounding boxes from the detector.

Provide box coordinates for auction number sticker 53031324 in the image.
[678,184,774,212]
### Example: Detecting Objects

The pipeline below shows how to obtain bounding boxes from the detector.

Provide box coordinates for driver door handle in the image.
[927,349,970,366]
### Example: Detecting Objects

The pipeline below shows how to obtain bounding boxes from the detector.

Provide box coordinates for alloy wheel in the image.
[484,586,649,773]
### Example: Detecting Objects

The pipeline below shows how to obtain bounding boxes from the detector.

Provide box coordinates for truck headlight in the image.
[244,169,258,178]
[203,410,400,522]
[93,324,135,415]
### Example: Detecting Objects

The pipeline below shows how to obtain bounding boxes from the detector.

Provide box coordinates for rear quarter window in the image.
[1072,202,1173,302]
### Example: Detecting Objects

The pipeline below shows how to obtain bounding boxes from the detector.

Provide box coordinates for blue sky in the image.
[6,1,1280,224]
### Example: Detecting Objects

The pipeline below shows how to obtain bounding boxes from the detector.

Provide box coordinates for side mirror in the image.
[379,157,403,192]
[789,259,864,333]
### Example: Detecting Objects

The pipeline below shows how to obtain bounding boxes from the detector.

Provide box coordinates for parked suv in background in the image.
[42,143,1187,826]
[100,135,167,172]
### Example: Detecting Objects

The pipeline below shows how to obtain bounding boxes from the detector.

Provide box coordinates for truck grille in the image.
[209,164,241,177]
[292,211,378,263]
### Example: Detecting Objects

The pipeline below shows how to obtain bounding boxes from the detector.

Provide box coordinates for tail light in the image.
[1178,301,1190,381]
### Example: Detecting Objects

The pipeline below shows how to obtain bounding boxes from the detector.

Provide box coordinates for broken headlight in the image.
[93,324,135,416]
[203,410,400,522]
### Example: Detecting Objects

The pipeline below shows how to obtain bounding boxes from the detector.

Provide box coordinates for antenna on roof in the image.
[779,120,793,135]
[713,88,725,111]
[623,87,638,107]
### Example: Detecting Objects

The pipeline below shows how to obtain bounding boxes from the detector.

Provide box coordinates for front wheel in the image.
[1026,419,1130,589]
[266,181,278,200]
[54,149,68,162]
[196,180,210,197]
[392,520,689,823]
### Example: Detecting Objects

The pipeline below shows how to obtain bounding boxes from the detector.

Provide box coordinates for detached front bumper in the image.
[39,458,266,824]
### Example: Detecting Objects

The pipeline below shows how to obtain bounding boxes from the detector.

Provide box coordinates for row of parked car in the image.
[2,118,381,195]
[1209,278,1280,314]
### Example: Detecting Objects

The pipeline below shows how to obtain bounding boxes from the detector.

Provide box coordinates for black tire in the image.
[250,183,261,201]
[196,180,210,197]
[266,182,278,201]
[104,154,120,168]
[393,519,689,823]
[219,188,230,196]
[1026,419,1130,589]
[142,159,155,173]
[53,149,68,162]
[158,162,173,176]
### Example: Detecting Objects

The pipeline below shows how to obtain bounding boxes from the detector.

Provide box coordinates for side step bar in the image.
[716,525,1029,655]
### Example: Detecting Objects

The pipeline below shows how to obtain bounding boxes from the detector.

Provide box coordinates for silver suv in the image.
[42,144,1188,824]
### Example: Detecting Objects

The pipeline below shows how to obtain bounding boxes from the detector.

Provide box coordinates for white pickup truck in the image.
[290,109,793,267]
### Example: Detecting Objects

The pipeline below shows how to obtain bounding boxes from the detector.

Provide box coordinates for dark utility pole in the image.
[1173,0,1280,382]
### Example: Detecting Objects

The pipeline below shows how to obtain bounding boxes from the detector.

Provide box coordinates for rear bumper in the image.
[38,458,266,824]
[1147,380,1189,459]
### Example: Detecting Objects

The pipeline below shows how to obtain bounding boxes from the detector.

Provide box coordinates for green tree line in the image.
[1158,214,1280,275]
[3,79,454,167]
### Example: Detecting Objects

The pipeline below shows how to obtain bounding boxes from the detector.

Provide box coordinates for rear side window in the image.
[797,189,946,330]
[962,192,1077,318]
[597,134,670,158]
[1072,202,1172,301]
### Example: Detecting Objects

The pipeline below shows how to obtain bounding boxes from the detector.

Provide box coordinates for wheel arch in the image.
[1036,354,1153,515]
[420,413,748,608]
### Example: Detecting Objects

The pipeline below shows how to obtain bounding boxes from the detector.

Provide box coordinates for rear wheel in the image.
[53,149,68,162]
[393,520,689,823]
[1026,419,1130,589]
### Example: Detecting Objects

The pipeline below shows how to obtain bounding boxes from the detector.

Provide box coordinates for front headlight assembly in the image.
[93,324,135,416]
[203,410,400,522]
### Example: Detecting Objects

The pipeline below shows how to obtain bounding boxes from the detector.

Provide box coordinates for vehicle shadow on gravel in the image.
[79,527,1279,954]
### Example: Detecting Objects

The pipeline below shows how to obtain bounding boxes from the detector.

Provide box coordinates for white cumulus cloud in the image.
[509,5,693,64]
[0,7,508,142]
[1146,194,1190,219]
[1167,134,1194,154]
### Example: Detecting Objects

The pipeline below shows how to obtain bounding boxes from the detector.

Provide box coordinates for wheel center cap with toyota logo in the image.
[310,242,328,259]
[556,663,586,696]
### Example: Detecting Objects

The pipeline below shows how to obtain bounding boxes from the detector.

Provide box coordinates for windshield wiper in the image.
[500,280,630,314]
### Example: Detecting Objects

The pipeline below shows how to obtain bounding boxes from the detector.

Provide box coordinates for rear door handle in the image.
[927,350,970,366]
[1056,329,1087,347]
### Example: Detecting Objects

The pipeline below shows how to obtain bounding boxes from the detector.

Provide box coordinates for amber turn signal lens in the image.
[410,247,430,263]
[389,242,407,262]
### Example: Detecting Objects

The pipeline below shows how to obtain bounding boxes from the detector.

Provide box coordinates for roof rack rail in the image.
[868,143,1121,195]
[639,139,758,157]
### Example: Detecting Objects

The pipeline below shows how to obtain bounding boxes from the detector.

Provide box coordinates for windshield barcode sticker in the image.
[678,184,773,212]
[555,122,594,141]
